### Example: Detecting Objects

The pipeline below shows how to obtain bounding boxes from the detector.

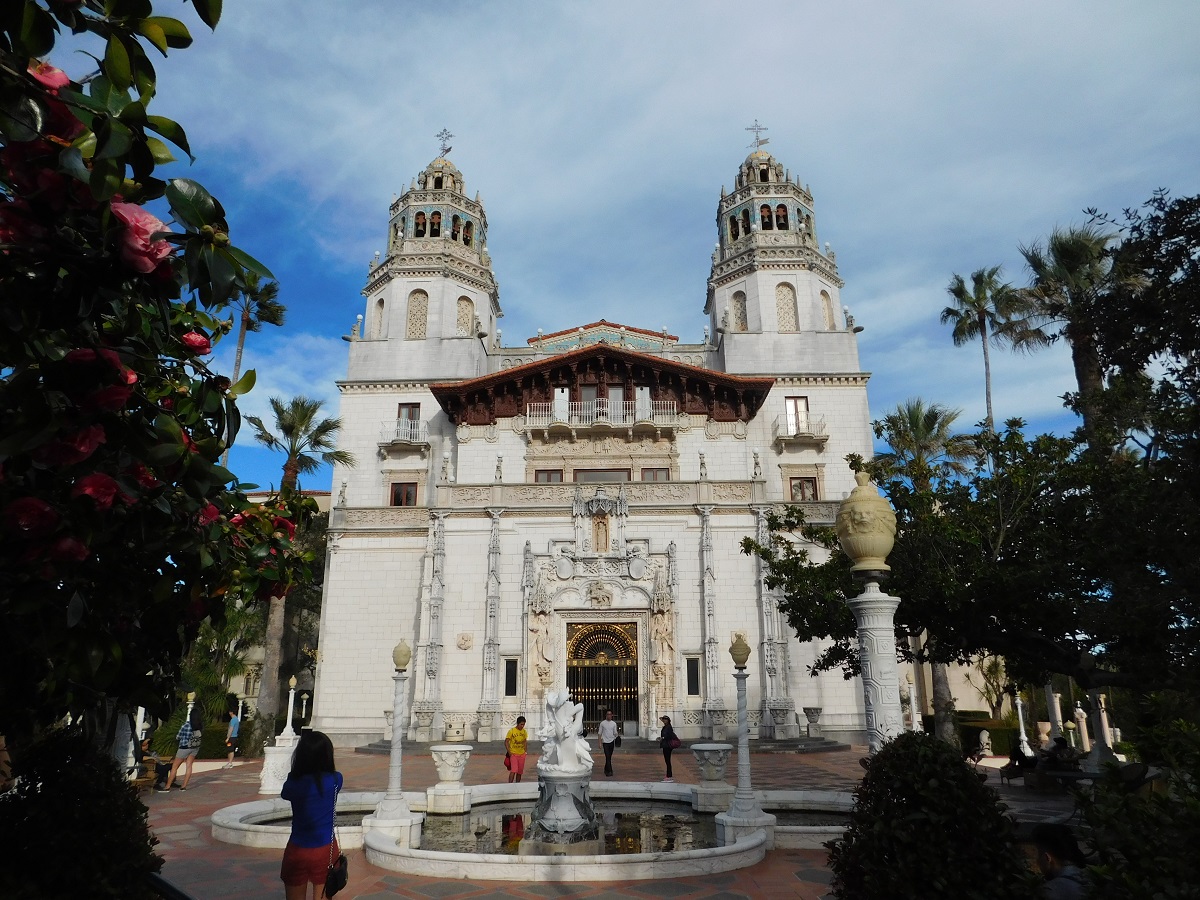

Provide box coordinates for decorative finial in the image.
[436,128,454,156]
[745,119,769,151]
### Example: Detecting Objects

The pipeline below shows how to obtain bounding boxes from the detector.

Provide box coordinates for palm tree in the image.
[245,396,355,491]
[1013,225,1128,448]
[222,272,285,467]
[940,266,1035,432]
[873,399,977,746]
[244,397,354,720]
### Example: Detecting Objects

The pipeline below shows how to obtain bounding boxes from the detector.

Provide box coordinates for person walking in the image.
[159,705,203,792]
[505,716,528,783]
[280,730,343,900]
[659,715,678,782]
[223,704,240,769]
[597,709,619,777]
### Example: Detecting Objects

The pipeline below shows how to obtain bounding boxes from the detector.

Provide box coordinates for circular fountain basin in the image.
[211,782,853,880]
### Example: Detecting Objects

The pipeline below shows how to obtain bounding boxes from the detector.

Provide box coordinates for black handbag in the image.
[325,784,348,897]
[615,735,622,748]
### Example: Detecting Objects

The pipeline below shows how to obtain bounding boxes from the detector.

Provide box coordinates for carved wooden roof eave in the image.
[430,344,774,426]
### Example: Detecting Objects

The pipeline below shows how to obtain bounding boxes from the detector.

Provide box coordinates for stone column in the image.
[477,509,504,741]
[835,472,903,754]
[698,507,727,739]
[1045,685,1064,740]
[1074,701,1091,752]
[1082,690,1118,772]
[1014,690,1033,756]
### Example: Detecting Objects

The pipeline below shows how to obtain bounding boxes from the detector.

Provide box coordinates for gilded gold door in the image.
[566,622,638,728]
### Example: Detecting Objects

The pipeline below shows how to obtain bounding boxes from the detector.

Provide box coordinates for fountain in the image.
[520,689,601,855]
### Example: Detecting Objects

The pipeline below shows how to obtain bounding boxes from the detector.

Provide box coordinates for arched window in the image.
[731,292,748,333]
[456,297,474,337]
[759,166,770,183]
[463,221,474,247]
[759,204,773,230]
[433,175,444,189]
[820,290,836,330]
[775,204,789,230]
[406,290,428,340]
[372,297,385,338]
[451,214,461,241]
[430,211,441,238]
[729,215,740,241]
[776,283,798,332]
[414,212,427,238]
[741,209,751,235]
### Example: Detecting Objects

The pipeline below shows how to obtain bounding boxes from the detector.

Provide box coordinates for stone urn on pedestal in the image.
[835,471,904,754]
[802,707,823,738]
[427,745,473,813]
[689,743,734,812]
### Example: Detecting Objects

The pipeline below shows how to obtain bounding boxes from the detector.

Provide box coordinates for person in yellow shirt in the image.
[504,716,528,783]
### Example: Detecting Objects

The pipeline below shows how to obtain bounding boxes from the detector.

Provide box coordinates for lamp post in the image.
[364,639,424,846]
[1007,685,1033,757]
[280,676,299,741]
[300,692,310,721]
[835,472,903,754]
[714,634,776,848]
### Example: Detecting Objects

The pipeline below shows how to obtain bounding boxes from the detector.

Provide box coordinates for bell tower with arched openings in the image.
[706,138,859,378]
[355,143,501,383]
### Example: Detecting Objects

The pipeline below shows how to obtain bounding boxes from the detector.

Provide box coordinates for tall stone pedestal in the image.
[520,770,601,856]
[259,738,296,795]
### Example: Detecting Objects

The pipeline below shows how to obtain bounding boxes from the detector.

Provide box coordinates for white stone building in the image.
[311,150,881,748]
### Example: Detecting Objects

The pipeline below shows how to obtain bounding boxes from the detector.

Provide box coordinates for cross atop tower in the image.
[436,128,454,156]
[745,120,769,151]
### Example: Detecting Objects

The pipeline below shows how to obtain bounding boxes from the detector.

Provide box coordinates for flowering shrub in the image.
[0,1,312,750]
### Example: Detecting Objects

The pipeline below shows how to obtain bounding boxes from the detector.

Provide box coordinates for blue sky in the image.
[58,1,1200,491]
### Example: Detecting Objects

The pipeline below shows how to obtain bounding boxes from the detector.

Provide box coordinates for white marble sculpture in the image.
[536,689,593,774]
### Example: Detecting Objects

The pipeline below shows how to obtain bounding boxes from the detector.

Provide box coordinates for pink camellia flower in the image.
[3,497,60,539]
[28,62,69,93]
[33,424,106,466]
[110,201,173,275]
[198,503,220,526]
[128,461,160,490]
[49,535,90,562]
[229,513,248,529]
[71,473,124,511]
[180,331,212,355]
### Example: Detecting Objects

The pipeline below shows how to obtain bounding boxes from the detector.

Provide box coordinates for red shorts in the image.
[509,753,526,775]
[280,839,338,886]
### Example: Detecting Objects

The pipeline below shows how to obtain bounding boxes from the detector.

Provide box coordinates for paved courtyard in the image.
[146,745,1068,899]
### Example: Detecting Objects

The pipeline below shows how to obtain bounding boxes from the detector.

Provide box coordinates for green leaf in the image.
[229,369,256,397]
[88,76,132,116]
[191,0,223,30]
[224,245,276,280]
[104,35,133,90]
[89,157,124,200]
[95,119,133,160]
[0,97,43,143]
[145,136,176,164]
[138,19,169,55]
[118,98,147,127]
[58,147,91,182]
[57,87,108,115]
[142,16,192,49]
[146,115,193,160]
[19,3,57,57]
[166,178,220,229]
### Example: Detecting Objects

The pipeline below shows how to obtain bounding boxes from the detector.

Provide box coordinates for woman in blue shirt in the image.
[280,730,343,899]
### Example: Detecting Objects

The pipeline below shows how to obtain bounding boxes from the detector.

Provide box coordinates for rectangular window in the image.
[785,396,809,434]
[641,468,670,482]
[790,477,819,502]
[390,482,418,506]
[397,402,420,421]
[504,659,519,697]
[574,469,631,482]
[686,657,701,696]
[534,469,564,483]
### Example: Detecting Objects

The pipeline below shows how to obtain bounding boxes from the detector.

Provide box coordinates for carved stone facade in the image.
[311,148,876,749]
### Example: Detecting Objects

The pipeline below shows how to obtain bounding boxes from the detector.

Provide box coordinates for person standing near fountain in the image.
[159,705,203,792]
[659,716,678,782]
[280,731,343,900]
[598,710,619,777]
[505,716,528,783]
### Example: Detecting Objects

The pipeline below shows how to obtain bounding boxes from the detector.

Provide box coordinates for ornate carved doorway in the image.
[566,622,638,728]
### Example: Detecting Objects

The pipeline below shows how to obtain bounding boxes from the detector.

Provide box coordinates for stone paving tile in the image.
[141,747,1068,899]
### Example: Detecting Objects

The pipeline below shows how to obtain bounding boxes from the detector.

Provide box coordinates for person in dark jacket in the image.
[659,715,678,782]
[1033,823,1089,899]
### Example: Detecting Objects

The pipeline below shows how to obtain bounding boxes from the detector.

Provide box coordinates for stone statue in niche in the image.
[651,610,675,662]
[529,610,553,665]
[587,582,613,608]
[593,515,609,554]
